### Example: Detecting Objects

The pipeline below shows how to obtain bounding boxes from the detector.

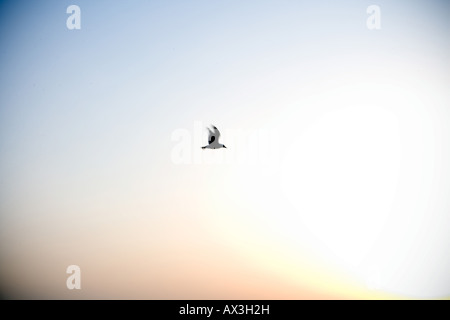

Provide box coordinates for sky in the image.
[0,0,449,299]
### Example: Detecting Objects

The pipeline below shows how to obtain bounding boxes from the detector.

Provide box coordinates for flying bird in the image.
[202,125,227,149]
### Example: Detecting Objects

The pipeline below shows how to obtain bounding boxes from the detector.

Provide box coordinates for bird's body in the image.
[202,125,227,149]
[203,140,225,149]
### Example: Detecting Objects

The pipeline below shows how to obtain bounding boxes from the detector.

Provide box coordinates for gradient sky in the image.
[0,0,449,299]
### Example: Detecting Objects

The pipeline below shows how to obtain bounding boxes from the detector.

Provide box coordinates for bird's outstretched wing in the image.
[212,125,221,139]
[207,127,216,144]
